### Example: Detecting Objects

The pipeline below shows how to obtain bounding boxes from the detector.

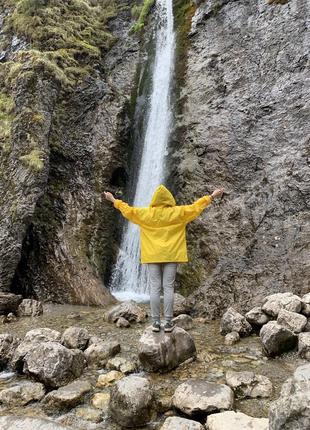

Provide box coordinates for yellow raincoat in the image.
[113,184,212,263]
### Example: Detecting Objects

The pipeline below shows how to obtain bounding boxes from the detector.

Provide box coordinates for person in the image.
[103,184,224,332]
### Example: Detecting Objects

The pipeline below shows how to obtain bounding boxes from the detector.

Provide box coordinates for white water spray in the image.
[109,0,175,302]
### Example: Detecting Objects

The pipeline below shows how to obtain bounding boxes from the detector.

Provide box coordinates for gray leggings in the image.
[147,262,178,322]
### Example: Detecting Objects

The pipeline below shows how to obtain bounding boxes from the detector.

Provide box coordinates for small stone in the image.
[116,317,130,328]
[207,411,269,430]
[172,314,193,330]
[220,308,252,337]
[174,293,191,316]
[225,370,273,398]
[160,416,204,429]
[106,356,138,374]
[17,299,43,317]
[24,328,61,343]
[3,312,17,323]
[224,331,240,345]
[105,301,147,323]
[245,306,270,326]
[61,326,90,350]
[75,407,102,423]
[96,370,123,387]
[91,392,110,411]
[42,379,92,412]
[298,332,310,360]
[0,381,45,406]
[84,340,120,368]
[277,309,307,333]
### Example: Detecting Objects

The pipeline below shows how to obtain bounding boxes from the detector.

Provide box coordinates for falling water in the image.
[109,0,175,302]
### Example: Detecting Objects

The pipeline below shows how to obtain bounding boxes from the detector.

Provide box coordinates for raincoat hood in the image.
[149,184,176,207]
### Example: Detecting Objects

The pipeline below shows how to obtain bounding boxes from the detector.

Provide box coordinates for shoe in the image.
[152,321,161,332]
[164,320,175,332]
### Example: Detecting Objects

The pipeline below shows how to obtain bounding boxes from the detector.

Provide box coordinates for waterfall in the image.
[109,0,175,302]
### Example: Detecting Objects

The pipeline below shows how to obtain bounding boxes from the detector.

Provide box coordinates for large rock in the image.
[105,301,147,323]
[260,321,298,356]
[61,326,90,350]
[17,299,43,317]
[22,341,86,388]
[269,363,310,429]
[24,328,61,343]
[160,416,204,430]
[298,332,310,360]
[0,381,45,406]
[207,411,269,430]
[225,370,272,398]
[262,293,302,317]
[277,309,307,333]
[84,339,120,368]
[301,293,310,316]
[0,416,71,429]
[138,326,196,372]
[220,308,252,336]
[245,306,270,327]
[0,333,20,369]
[174,293,191,316]
[42,379,92,412]
[109,375,154,427]
[0,293,23,315]
[172,379,234,417]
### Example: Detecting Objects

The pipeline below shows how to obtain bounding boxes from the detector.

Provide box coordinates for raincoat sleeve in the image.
[180,195,212,224]
[113,199,144,226]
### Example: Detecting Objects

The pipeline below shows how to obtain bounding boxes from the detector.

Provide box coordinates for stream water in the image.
[0,304,306,429]
[109,0,175,303]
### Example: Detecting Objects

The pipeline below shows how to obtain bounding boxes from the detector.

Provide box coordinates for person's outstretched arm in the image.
[180,188,224,223]
[103,191,143,225]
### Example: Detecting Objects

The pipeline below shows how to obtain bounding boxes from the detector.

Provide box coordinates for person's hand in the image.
[103,191,116,203]
[211,188,224,199]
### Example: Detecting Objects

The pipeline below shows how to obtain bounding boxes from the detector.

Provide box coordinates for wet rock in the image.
[24,328,61,343]
[17,299,43,317]
[220,308,252,337]
[301,293,310,316]
[96,370,123,387]
[61,326,90,350]
[0,333,20,368]
[269,363,310,429]
[260,321,298,357]
[42,379,92,412]
[0,293,23,315]
[0,416,72,429]
[105,301,147,323]
[160,416,204,430]
[225,370,272,398]
[91,392,110,411]
[84,339,120,368]
[106,355,138,374]
[224,331,240,346]
[0,381,45,406]
[298,332,310,360]
[174,293,191,316]
[172,379,234,417]
[116,317,130,328]
[75,407,102,423]
[109,375,154,428]
[245,306,270,327]
[138,326,196,372]
[277,309,307,333]
[23,342,86,388]
[206,411,269,430]
[262,293,301,317]
[172,314,193,330]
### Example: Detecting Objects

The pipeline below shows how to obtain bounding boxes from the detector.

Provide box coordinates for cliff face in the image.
[169,0,310,316]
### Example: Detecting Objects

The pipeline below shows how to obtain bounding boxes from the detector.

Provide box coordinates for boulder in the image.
[245,306,270,326]
[106,355,138,374]
[109,375,154,427]
[0,292,23,315]
[61,326,90,350]
[262,292,301,317]
[138,326,196,372]
[172,379,234,417]
[172,314,193,330]
[17,299,43,317]
[0,333,20,369]
[23,341,86,388]
[298,332,310,360]
[277,309,307,333]
[160,416,204,430]
[84,339,120,368]
[0,381,45,406]
[11,340,37,372]
[207,411,269,430]
[42,379,92,412]
[96,370,123,387]
[224,331,240,346]
[0,416,71,429]
[174,293,191,316]
[269,363,310,429]
[24,328,61,343]
[220,308,252,337]
[260,321,298,357]
[116,317,130,328]
[225,370,272,398]
[301,293,310,316]
[105,301,147,323]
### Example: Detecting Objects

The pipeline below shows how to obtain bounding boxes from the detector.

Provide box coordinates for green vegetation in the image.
[19,148,45,171]
[131,0,155,32]
[0,91,15,152]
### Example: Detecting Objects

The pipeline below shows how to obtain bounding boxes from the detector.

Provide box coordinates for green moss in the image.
[19,148,45,171]
[131,0,155,32]
[0,91,15,152]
